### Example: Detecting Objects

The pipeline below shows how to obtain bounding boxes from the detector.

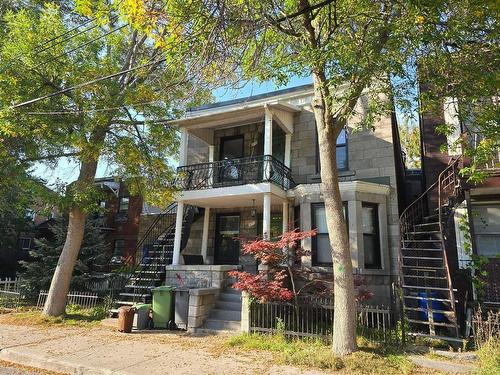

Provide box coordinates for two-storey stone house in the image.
[116,84,404,331]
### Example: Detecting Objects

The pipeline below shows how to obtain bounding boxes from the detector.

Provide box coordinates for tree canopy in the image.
[0,2,212,208]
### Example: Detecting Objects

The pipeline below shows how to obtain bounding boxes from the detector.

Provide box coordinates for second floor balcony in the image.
[177,154,295,191]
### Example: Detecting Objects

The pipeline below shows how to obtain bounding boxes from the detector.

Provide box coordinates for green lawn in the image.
[0,304,108,328]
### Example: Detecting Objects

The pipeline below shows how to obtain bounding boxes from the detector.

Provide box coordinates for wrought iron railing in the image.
[176,155,295,191]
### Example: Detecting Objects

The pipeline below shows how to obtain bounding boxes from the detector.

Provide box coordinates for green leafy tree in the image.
[399,121,421,169]
[0,1,212,316]
[416,2,499,182]
[115,0,498,354]
[0,173,55,278]
[19,217,110,299]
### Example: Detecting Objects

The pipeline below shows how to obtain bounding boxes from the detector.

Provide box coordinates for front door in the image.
[215,214,240,264]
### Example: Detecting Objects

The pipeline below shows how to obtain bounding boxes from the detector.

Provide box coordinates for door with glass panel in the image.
[215,214,240,264]
[218,135,244,184]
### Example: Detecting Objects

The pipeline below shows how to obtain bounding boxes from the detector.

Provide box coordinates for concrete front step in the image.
[218,292,241,302]
[215,300,241,311]
[203,318,240,331]
[209,308,241,321]
[223,287,241,295]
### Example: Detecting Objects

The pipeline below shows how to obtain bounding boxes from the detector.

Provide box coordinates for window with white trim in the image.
[471,203,500,257]
[311,202,348,266]
[362,203,381,269]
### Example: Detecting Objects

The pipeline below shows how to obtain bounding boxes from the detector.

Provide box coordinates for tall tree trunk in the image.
[311,72,357,355]
[42,159,98,316]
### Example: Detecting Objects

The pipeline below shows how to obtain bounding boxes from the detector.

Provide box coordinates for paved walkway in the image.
[0,324,325,375]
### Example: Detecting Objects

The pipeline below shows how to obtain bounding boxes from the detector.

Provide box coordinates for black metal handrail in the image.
[398,156,463,337]
[176,155,295,191]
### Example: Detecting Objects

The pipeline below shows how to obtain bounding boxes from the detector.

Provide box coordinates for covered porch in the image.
[171,186,292,268]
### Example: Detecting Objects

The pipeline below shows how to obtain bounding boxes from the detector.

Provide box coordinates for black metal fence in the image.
[250,297,402,343]
[177,155,295,191]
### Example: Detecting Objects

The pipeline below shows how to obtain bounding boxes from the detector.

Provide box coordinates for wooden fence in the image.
[36,290,102,310]
[250,297,402,343]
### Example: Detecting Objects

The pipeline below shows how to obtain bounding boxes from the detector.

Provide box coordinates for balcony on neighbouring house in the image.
[176,155,295,191]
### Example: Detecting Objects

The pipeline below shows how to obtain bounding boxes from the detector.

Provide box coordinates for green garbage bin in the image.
[133,303,151,330]
[152,286,174,329]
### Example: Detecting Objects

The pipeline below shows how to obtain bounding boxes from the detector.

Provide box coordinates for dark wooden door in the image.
[214,214,240,265]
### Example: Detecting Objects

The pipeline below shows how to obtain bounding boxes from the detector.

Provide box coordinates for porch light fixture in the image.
[250,199,256,217]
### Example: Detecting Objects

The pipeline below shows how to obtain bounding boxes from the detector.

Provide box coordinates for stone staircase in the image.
[202,287,242,332]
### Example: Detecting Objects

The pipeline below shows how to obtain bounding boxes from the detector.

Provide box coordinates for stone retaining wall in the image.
[187,287,219,332]
[164,265,238,288]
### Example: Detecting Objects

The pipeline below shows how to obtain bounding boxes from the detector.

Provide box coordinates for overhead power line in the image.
[33,22,128,69]
[23,100,164,115]
[11,57,167,109]
[33,17,96,52]
[34,15,120,56]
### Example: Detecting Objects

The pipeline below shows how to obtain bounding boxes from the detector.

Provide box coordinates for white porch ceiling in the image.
[177,183,288,208]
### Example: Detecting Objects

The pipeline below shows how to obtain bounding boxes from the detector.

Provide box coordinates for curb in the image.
[0,348,113,375]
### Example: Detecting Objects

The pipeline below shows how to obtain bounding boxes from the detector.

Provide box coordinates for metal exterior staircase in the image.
[399,157,464,340]
[112,203,201,309]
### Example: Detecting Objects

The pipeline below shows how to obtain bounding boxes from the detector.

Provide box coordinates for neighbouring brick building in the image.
[94,177,143,267]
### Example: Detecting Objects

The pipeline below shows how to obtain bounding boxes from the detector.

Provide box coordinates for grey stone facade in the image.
[174,87,401,305]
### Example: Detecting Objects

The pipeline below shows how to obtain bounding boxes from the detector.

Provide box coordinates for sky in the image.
[32,76,313,188]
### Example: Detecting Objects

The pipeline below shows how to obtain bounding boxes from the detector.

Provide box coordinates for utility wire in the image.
[23,100,164,115]
[34,19,101,55]
[11,56,167,109]
[33,17,96,52]
[34,15,120,56]
[32,0,125,52]
[32,22,128,69]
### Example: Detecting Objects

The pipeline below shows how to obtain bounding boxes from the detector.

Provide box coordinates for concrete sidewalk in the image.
[0,324,324,375]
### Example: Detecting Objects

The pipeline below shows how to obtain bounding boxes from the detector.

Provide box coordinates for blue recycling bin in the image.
[418,291,445,322]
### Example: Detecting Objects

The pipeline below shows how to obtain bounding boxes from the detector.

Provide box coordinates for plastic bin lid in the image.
[153,286,174,292]
[133,303,151,310]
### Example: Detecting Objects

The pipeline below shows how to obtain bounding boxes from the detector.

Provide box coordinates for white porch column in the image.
[263,106,273,180]
[208,145,215,187]
[284,133,292,168]
[282,201,289,234]
[179,128,189,166]
[282,201,290,265]
[172,201,185,265]
[263,193,272,240]
[200,207,210,264]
